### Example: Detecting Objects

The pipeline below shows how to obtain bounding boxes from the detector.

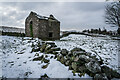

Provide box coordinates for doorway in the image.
[49,32,53,38]
[30,21,33,37]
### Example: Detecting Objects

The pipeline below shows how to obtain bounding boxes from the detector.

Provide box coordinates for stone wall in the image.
[31,41,120,79]
[38,20,49,39]
[47,20,60,40]
[25,13,40,38]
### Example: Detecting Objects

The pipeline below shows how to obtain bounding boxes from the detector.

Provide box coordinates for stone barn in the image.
[25,11,60,40]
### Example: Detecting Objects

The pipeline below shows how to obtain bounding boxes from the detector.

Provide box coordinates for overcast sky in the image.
[0,1,118,31]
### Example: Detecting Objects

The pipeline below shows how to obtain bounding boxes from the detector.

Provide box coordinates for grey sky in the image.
[0,2,117,31]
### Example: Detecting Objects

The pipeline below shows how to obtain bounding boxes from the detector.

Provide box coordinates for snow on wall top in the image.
[0,26,25,33]
[35,14,48,20]
[30,11,48,20]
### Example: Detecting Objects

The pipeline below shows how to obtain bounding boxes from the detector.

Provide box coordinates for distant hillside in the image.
[0,26,25,33]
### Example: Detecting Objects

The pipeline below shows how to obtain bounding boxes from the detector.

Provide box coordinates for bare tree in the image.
[105,2,120,34]
[106,0,120,2]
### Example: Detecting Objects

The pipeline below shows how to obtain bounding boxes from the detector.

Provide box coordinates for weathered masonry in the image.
[25,11,60,40]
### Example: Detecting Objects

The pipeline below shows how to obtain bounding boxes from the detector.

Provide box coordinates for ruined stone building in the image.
[25,11,60,40]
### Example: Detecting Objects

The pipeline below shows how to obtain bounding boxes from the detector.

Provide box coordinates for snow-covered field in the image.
[1,34,120,78]
[1,35,90,78]
[55,34,120,71]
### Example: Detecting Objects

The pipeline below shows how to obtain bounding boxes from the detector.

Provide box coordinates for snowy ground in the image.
[1,35,90,78]
[1,34,120,78]
[55,34,120,71]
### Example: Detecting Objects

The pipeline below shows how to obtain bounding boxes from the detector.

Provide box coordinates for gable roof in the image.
[29,11,59,22]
